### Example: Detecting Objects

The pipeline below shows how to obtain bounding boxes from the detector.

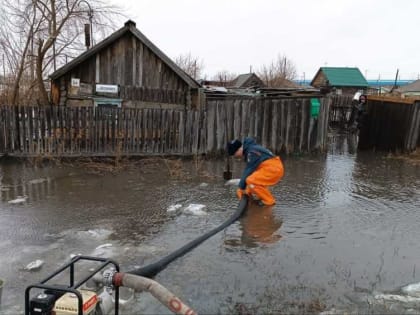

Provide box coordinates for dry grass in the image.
[61,157,129,175]
[231,298,327,315]
[388,150,420,165]
[161,158,194,179]
[19,153,220,180]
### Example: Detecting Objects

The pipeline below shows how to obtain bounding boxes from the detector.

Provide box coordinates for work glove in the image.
[236,188,247,199]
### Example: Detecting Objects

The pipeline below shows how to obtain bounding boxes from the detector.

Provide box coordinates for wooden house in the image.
[310,67,368,96]
[229,73,265,88]
[50,20,201,109]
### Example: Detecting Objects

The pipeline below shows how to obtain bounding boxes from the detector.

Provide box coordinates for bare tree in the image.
[174,52,203,80]
[257,54,297,88]
[211,70,237,86]
[0,0,122,105]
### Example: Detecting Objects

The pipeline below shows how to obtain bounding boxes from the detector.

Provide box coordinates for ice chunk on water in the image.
[28,178,48,185]
[183,204,207,216]
[402,282,420,297]
[167,204,182,212]
[224,178,240,186]
[8,196,28,204]
[85,229,113,239]
[93,243,115,258]
[95,243,112,250]
[25,259,44,271]
[374,293,420,304]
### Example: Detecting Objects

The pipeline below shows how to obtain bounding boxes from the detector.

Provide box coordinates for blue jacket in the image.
[238,137,275,189]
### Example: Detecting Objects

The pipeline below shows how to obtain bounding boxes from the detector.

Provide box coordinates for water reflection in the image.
[240,202,282,247]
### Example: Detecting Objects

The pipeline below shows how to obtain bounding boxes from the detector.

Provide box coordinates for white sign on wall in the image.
[71,78,80,87]
[96,84,119,94]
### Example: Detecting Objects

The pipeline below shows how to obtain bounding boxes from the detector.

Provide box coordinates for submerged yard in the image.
[0,133,419,314]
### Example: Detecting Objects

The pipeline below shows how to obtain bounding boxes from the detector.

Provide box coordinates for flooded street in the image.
[0,133,420,314]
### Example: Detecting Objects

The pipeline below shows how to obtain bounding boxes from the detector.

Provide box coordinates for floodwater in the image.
[0,133,419,314]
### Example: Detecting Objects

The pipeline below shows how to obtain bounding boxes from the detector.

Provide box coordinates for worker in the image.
[355,94,368,129]
[349,94,367,131]
[226,137,284,206]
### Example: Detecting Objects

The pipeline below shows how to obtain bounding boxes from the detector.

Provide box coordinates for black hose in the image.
[128,195,249,278]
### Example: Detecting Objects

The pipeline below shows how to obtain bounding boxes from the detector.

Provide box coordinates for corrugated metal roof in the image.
[319,67,368,87]
[398,79,420,92]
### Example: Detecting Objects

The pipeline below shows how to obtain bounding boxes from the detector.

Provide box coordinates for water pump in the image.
[25,256,120,315]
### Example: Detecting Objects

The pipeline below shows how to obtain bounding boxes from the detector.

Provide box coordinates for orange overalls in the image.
[237,156,284,206]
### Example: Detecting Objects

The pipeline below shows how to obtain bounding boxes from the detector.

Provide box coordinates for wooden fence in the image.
[119,86,186,105]
[0,96,330,157]
[329,95,353,127]
[0,106,202,156]
[206,97,330,154]
[358,96,420,152]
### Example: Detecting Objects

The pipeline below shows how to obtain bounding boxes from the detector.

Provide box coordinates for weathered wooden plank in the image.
[406,102,420,150]
[153,108,158,153]
[156,108,162,153]
[143,108,149,152]
[314,98,331,151]
[171,110,177,152]
[123,108,128,153]
[226,100,234,143]
[164,109,171,153]
[261,99,271,149]
[121,108,126,154]
[178,109,185,153]
[215,101,225,152]
[128,108,134,153]
[133,109,138,152]
[185,109,192,153]
[80,107,86,153]
[91,107,96,153]
[74,106,80,153]
[100,107,105,153]
[137,108,142,152]
[69,107,74,154]
[191,110,198,154]
[289,99,298,153]
[293,99,302,152]
[270,100,279,152]
[150,109,156,153]
[46,107,53,154]
[158,108,164,153]
[206,101,216,153]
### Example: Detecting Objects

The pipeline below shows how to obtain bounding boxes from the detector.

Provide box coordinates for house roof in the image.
[231,73,254,87]
[50,20,200,89]
[398,79,420,92]
[230,73,264,88]
[312,67,368,87]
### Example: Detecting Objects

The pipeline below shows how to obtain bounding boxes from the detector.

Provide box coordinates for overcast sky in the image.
[109,0,420,81]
